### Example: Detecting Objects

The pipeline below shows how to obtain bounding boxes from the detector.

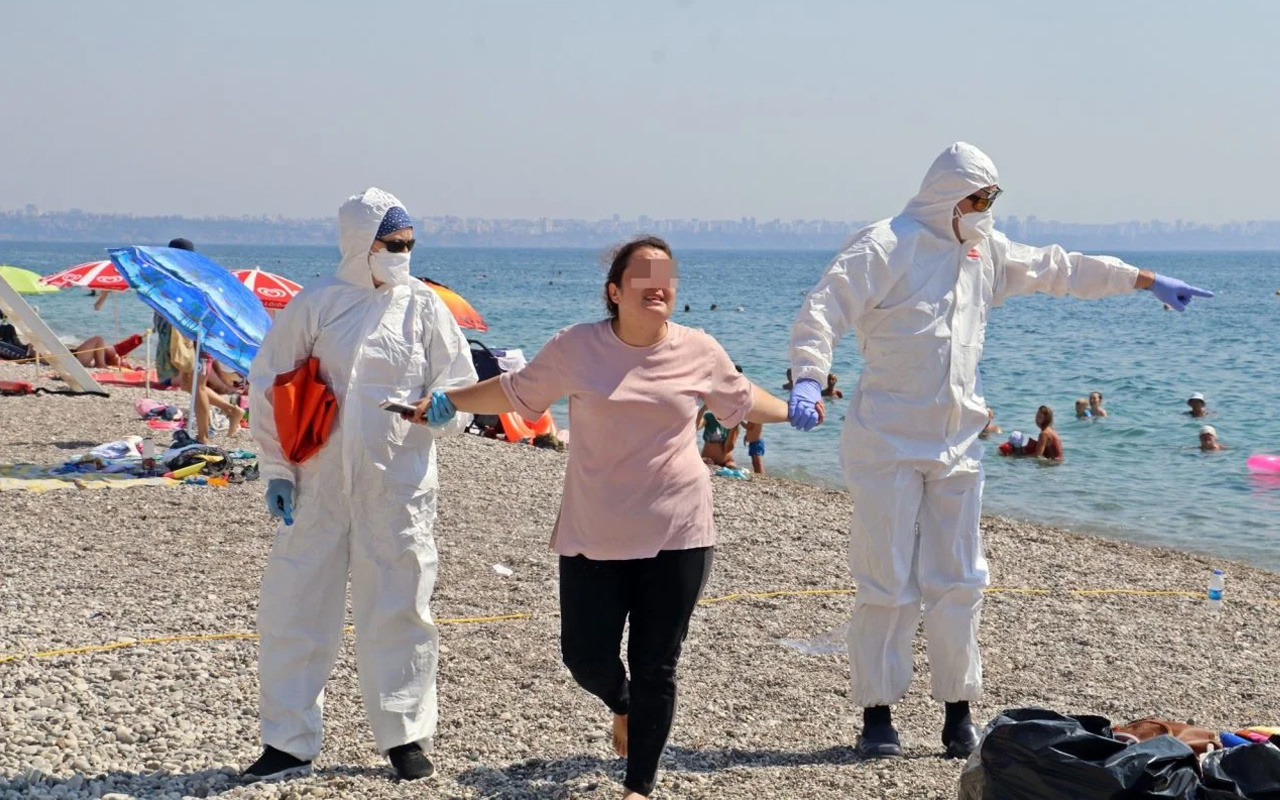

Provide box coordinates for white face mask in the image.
[953,207,995,242]
[368,249,411,285]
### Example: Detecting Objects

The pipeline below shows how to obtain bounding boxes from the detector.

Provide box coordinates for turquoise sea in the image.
[5,242,1280,569]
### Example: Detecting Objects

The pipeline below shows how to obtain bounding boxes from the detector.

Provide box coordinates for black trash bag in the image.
[1201,744,1280,799]
[957,708,1202,800]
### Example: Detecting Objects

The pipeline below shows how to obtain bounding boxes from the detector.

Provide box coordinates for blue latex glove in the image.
[265,478,294,526]
[426,390,457,426]
[1148,273,1214,312]
[788,378,823,432]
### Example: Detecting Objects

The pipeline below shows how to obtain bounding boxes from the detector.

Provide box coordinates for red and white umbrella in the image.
[40,260,131,291]
[233,267,301,310]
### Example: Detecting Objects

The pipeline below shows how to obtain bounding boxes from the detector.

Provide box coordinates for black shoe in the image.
[942,718,981,759]
[855,722,903,758]
[388,743,436,781]
[242,745,312,782]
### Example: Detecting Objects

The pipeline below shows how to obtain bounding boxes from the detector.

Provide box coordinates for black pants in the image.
[559,546,713,797]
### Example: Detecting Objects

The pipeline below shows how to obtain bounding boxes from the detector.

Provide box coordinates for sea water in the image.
[6,242,1279,567]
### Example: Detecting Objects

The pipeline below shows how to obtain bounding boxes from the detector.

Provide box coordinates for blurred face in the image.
[609,247,678,322]
[1036,408,1049,428]
[1200,432,1217,449]
[1189,399,1206,415]
[1089,392,1103,407]
[1076,400,1088,414]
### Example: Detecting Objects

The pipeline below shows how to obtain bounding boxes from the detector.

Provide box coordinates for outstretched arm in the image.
[992,233,1212,311]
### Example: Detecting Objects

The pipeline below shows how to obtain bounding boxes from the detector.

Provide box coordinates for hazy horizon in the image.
[3,1,1278,225]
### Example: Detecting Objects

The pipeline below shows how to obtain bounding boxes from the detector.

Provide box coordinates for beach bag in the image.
[168,330,196,373]
[1201,743,1280,799]
[269,357,337,465]
[956,707,1201,800]
[1113,717,1220,756]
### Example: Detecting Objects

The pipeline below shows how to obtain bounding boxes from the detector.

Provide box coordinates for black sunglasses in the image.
[378,238,416,254]
[968,187,1003,213]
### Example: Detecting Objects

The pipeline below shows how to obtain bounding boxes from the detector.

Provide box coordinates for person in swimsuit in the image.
[1088,391,1108,417]
[698,406,740,468]
[1024,405,1063,460]
[1074,398,1092,419]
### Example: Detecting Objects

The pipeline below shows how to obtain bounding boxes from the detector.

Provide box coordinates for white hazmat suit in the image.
[249,188,476,760]
[790,144,1140,708]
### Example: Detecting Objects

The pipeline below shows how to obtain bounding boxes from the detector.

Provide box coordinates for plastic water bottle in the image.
[1206,569,1225,610]
[141,436,155,471]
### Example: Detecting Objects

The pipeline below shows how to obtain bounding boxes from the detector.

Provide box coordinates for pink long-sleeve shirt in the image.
[500,319,753,561]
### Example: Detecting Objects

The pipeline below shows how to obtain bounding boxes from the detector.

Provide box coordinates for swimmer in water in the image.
[1199,425,1226,451]
[980,408,1001,438]
[1187,392,1209,418]
[1074,398,1091,419]
[1025,406,1063,461]
[1088,391,1107,417]
[822,373,844,399]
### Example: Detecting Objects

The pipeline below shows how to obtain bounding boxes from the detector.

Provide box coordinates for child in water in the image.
[1074,398,1092,419]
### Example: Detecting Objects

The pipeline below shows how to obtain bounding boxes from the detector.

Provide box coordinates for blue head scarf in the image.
[376,206,412,240]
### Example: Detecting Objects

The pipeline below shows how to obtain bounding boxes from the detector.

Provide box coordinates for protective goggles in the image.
[968,187,1003,213]
[378,238,416,253]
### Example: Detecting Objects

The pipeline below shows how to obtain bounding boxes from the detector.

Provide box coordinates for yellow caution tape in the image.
[1,587,1272,664]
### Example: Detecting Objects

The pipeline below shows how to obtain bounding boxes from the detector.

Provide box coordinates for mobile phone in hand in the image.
[379,398,419,416]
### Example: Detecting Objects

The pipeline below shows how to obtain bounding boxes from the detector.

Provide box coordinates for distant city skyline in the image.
[4,205,1279,251]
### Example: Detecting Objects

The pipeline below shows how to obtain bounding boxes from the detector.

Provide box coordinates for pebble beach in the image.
[2,369,1279,799]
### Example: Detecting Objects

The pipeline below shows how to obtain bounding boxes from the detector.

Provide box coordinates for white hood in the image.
[335,187,408,288]
[901,142,999,241]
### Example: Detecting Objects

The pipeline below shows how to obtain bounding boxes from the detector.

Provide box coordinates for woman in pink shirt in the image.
[413,236,795,799]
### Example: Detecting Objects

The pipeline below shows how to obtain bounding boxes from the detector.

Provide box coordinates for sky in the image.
[3,0,1278,224]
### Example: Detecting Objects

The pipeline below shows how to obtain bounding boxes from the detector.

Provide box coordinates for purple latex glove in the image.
[1148,274,1214,312]
[788,378,823,432]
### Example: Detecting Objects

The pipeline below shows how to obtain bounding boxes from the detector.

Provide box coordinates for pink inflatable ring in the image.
[1247,454,1280,476]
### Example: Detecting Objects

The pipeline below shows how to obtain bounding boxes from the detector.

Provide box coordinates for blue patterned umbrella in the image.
[108,246,271,376]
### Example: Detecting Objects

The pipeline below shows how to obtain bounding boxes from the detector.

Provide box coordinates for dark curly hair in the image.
[603,235,672,319]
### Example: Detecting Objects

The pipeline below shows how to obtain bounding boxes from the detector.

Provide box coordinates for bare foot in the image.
[226,407,245,439]
[612,713,628,758]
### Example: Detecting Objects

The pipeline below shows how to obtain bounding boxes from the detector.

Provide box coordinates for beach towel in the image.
[0,464,178,493]
[270,357,337,464]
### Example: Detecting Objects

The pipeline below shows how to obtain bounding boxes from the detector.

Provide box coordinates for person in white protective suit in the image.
[244,188,477,782]
[787,143,1212,759]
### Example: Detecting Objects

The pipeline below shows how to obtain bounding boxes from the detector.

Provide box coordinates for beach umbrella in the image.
[110,246,272,435]
[108,246,271,377]
[39,260,130,291]
[420,277,488,332]
[232,267,302,310]
[0,265,60,295]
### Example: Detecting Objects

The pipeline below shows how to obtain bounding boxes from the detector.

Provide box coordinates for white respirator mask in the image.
[953,206,995,243]
[369,250,411,286]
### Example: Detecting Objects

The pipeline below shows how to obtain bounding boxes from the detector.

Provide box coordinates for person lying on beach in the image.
[1089,390,1108,417]
[1075,398,1092,419]
[1199,425,1227,451]
[0,322,136,370]
[1187,392,1210,418]
[1024,405,1063,460]
[415,235,794,800]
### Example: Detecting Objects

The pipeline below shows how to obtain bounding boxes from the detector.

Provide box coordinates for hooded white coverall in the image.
[249,188,476,760]
[790,144,1139,707]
